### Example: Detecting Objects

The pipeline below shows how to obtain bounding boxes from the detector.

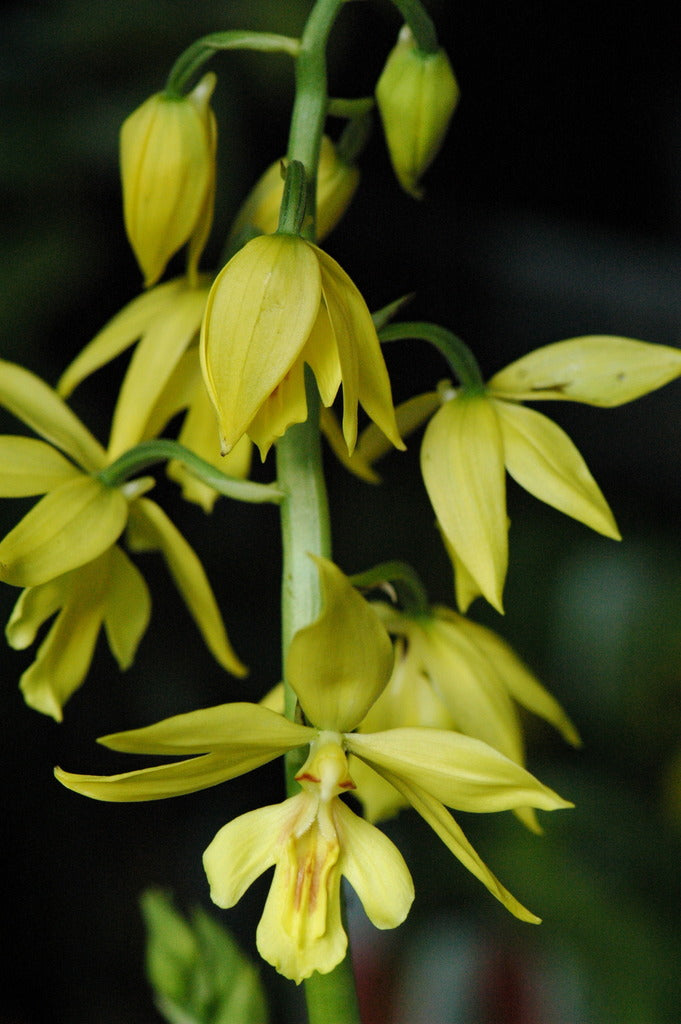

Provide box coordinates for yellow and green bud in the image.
[228,136,360,244]
[120,73,217,286]
[375,26,459,198]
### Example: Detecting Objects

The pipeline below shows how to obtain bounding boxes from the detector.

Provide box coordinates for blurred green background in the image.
[2,2,681,1022]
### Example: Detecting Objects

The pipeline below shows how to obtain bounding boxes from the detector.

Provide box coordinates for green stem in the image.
[380,321,485,392]
[350,559,430,616]
[98,440,284,503]
[276,3,363,1022]
[389,0,439,53]
[165,31,300,96]
[277,374,332,709]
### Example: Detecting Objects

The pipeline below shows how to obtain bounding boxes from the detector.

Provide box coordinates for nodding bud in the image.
[375,26,459,199]
[228,136,360,246]
[120,72,217,286]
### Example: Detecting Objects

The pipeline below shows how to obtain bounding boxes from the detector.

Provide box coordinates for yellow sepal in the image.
[0,476,128,587]
[488,335,681,406]
[421,393,507,612]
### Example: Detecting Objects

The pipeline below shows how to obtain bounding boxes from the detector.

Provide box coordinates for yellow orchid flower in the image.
[200,233,405,459]
[120,73,217,287]
[343,334,681,611]
[352,602,579,832]
[0,360,245,719]
[56,557,571,982]
[425,336,681,610]
[228,136,360,245]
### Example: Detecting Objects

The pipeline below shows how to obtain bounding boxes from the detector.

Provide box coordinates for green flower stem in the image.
[277,160,308,235]
[327,96,374,120]
[277,373,332,706]
[285,0,345,237]
[98,440,284,503]
[277,3,363,1022]
[335,107,373,166]
[380,320,486,392]
[165,31,300,96]
[389,0,439,53]
[350,560,430,616]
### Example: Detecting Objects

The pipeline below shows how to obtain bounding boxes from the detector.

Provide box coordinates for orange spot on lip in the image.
[295,772,321,784]
[340,779,356,790]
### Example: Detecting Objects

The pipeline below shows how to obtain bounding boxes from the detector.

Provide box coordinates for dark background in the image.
[2,2,681,1022]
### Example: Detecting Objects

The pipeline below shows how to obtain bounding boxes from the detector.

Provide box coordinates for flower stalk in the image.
[275,1,363,1019]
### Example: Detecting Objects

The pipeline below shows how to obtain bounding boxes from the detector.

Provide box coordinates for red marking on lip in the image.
[295,772,321,784]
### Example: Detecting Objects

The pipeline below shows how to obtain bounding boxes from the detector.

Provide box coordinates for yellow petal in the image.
[346,728,572,814]
[436,520,485,613]
[286,556,394,732]
[14,555,112,720]
[494,399,620,539]
[57,278,188,398]
[228,137,359,246]
[247,355,308,460]
[186,97,218,283]
[168,380,252,513]
[137,347,198,440]
[99,701,313,756]
[6,579,65,651]
[107,282,209,458]
[348,754,406,825]
[103,546,151,669]
[200,234,321,453]
[320,407,381,484]
[421,395,507,612]
[314,245,404,453]
[0,436,80,495]
[334,798,414,928]
[379,767,540,922]
[0,476,128,587]
[0,359,106,471]
[439,608,580,746]
[256,806,345,983]
[204,799,298,908]
[357,634,454,733]
[19,594,103,721]
[55,751,265,802]
[302,303,342,408]
[121,77,215,287]
[406,614,525,766]
[127,497,247,676]
[488,336,681,407]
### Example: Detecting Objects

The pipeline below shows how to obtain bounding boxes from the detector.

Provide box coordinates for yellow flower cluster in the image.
[57,559,570,982]
[5,27,681,997]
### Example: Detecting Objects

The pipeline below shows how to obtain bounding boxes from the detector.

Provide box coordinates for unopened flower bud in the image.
[228,136,359,244]
[120,72,217,286]
[375,26,459,198]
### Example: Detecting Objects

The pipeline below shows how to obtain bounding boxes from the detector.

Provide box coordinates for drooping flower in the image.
[56,557,570,982]
[425,337,681,610]
[352,600,579,830]
[375,26,459,198]
[0,360,245,719]
[228,136,360,246]
[120,73,217,287]
[337,335,681,612]
[200,233,404,459]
